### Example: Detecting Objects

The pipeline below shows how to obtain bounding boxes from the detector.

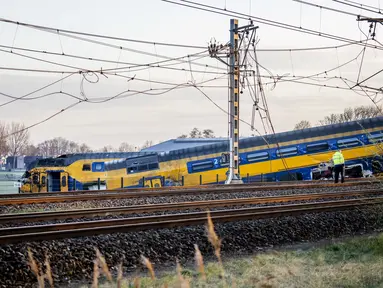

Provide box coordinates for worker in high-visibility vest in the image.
[332,150,345,183]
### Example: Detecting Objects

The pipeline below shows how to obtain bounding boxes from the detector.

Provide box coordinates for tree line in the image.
[293,104,382,130]
[1,105,380,158]
[0,124,218,158]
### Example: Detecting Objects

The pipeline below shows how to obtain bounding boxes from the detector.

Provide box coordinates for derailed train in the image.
[20,116,383,192]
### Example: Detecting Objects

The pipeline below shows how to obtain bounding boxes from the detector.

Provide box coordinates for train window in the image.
[127,166,138,174]
[337,137,360,148]
[92,162,105,172]
[191,161,214,172]
[32,174,39,185]
[368,132,383,143]
[138,165,148,171]
[306,142,329,153]
[220,153,230,165]
[61,176,67,187]
[276,147,298,157]
[41,176,46,185]
[247,151,269,162]
[148,163,159,170]
[82,164,91,171]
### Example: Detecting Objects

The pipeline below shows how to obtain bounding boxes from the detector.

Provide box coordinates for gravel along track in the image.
[0,193,382,228]
[1,183,381,214]
[0,204,382,287]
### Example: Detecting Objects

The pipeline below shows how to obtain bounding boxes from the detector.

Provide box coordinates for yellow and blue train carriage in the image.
[104,116,383,189]
[20,152,153,192]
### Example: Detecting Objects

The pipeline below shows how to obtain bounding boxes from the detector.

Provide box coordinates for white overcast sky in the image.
[1,0,383,148]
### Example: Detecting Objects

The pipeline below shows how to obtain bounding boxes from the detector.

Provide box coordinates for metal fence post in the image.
[97,178,101,190]
[200,174,202,185]
[181,175,184,186]
[216,174,219,184]
[73,179,77,191]
[121,177,124,188]
[247,173,249,183]
[142,177,145,187]
[162,176,165,186]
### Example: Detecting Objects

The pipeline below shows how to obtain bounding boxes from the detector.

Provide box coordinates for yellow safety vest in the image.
[332,152,345,165]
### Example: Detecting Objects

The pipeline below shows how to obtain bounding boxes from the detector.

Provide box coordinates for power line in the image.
[293,0,367,18]
[0,44,214,73]
[0,17,207,49]
[0,66,73,74]
[3,74,227,137]
[0,73,77,107]
[333,0,383,15]
[162,0,383,51]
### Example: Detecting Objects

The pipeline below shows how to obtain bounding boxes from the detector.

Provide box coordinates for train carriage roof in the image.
[149,116,383,161]
[36,152,155,167]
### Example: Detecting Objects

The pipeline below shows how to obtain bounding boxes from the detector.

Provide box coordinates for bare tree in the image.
[189,128,202,138]
[294,120,312,130]
[202,129,215,138]
[178,128,216,139]
[140,140,153,149]
[7,122,30,168]
[22,144,39,155]
[118,142,135,152]
[318,113,340,125]
[0,122,8,156]
[79,143,92,153]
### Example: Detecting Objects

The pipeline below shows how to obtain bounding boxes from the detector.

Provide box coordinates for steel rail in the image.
[0,181,379,206]
[3,177,378,199]
[0,197,381,244]
[0,189,381,224]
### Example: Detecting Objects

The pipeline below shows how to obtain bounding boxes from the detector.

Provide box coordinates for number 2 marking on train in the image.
[214,159,219,166]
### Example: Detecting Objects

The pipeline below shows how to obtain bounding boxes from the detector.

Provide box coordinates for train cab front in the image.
[20,169,69,193]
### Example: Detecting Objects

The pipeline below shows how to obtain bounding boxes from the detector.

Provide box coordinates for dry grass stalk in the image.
[176,259,190,288]
[92,259,100,288]
[117,263,123,288]
[206,210,222,265]
[27,248,45,288]
[44,254,54,288]
[141,255,155,280]
[133,277,141,288]
[194,244,206,280]
[95,248,113,282]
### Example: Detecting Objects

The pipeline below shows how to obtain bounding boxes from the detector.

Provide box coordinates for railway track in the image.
[0,196,382,245]
[4,177,377,199]
[0,188,382,224]
[0,180,380,205]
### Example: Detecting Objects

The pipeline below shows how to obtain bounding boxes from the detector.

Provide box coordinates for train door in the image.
[40,172,47,193]
[60,172,69,192]
[48,171,61,192]
[31,172,40,193]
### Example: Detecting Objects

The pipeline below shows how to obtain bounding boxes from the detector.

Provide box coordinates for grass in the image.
[27,212,383,288]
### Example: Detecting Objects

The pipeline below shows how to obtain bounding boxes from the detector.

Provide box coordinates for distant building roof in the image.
[140,138,229,153]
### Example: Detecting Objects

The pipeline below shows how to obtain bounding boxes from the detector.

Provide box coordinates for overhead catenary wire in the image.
[162,0,383,51]
[332,0,383,15]
[293,0,368,18]
[2,73,228,137]
[0,44,215,73]
[0,17,207,49]
[0,73,77,107]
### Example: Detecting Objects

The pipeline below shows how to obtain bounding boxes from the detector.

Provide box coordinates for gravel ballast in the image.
[0,204,382,287]
[1,183,381,214]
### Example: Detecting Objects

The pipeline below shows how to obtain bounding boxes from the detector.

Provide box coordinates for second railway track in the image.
[0,180,380,205]
[0,196,382,245]
[0,188,382,224]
